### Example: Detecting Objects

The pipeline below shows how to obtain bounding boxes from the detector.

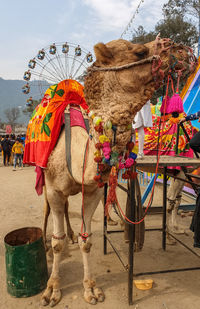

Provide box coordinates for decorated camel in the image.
[24,36,196,307]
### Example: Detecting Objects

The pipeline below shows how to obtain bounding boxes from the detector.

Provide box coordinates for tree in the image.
[131,26,155,44]
[155,15,198,46]
[163,0,200,20]
[4,107,20,132]
[163,0,200,53]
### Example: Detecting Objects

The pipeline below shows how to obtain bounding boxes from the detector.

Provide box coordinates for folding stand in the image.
[103,156,200,305]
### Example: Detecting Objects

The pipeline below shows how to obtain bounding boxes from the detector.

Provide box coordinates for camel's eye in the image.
[135,50,148,58]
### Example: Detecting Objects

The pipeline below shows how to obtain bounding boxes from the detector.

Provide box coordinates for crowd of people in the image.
[0,134,25,171]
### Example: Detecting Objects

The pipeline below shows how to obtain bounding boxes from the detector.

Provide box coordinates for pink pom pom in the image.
[168,93,184,113]
[125,158,134,168]
[102,141,111,159]
[160,94,184,114]
[119,162,125,169]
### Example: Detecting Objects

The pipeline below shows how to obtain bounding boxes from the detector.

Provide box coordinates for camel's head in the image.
[84,37,197,153]
[88,36,196,93]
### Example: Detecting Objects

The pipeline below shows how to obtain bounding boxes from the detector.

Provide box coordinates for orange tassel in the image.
[98,182,105,188]
[94,174,101,181]
[94,156,102,163]
[105,167,119,216]
[95,142,103,149]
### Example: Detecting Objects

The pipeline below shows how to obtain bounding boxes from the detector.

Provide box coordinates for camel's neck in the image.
[85,71,155,153]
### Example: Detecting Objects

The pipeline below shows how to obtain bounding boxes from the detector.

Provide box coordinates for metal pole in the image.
[162,167,167,250]
[104,183,108,255]
[175,123,180,155]
[198,12,200,57]
[128,177,136,305]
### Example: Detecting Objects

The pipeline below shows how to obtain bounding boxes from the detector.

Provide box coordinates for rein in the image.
[87,55,160,72]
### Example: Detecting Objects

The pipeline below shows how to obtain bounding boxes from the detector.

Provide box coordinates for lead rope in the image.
[113,73,171,225]
[80,138,90,242]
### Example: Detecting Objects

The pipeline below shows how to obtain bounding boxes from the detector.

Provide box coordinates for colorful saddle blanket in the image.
[23,79,89,168]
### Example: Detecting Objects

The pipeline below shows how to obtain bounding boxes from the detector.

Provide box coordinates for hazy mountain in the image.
[0,78,49,124]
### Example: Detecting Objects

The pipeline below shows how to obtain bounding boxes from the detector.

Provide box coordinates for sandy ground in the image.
[1,154,200,309]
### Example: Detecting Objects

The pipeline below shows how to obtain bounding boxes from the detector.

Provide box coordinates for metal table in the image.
[104,155,200,305]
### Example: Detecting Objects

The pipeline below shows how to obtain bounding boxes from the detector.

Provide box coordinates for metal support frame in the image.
[103,157,200,306]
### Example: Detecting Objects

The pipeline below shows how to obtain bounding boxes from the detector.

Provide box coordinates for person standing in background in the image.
[1,135,12,166]
[12,138,24,171]
[132,100,153,159]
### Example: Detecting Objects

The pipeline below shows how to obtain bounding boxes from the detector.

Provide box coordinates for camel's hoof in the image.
[93,287,105,302]
[84,291,97,305]
[49,290,62,307]
[86,296,97,305]
[41,297,50,306]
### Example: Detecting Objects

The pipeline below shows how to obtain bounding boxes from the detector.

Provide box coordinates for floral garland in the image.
[88,111,138,187]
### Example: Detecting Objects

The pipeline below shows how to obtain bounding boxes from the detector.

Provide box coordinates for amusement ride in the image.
[22,42,94,106]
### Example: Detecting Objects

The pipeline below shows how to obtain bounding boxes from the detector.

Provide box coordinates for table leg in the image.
[104,183,108,255]
[128,178,136,305]
[162,167,167,250]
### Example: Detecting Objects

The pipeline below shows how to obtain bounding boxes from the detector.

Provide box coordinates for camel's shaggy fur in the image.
[40,38,195,307]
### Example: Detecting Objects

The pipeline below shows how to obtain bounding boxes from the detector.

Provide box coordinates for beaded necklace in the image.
[88,110,138,187]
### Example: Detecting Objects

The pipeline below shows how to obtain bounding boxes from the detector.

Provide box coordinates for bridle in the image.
[87,54,160,72]
[87,38,197,90]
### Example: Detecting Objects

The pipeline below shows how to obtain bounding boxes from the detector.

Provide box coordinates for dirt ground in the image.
[1,154,200,309]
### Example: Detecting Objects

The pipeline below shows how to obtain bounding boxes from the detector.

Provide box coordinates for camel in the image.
[39,37,196,306]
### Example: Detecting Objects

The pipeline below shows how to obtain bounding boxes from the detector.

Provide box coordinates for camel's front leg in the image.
[79,189,105,305]
[41,191,67,307]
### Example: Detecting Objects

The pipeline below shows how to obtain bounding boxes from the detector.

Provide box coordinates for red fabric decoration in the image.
[94,174,101,181]
[95,143,103,150]
[130,171,138,179]
[94,157,102,163]
[98,164,105,172]
[126,141,134,151]
[94,123,103,133]
[98,182,105,188]
[105,167,119,216]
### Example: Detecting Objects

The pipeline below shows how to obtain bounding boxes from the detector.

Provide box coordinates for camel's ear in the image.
[94,43,113,64]
[133,44,149,58]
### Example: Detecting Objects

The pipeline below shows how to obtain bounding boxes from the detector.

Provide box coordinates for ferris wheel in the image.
[22,42,94,105]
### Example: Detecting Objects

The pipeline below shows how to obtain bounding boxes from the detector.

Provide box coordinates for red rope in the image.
[81,138,90,239]
[112,74,171,225]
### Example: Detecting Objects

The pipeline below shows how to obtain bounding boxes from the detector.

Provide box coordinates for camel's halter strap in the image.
[65,106,90,178]
[87,55,160,72]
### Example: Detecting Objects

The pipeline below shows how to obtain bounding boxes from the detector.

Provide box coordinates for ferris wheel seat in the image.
[75,46,82,56]
[87,54,93,63]
[22,89,30,94]
[28,60,36,69]
[37,50,45,60]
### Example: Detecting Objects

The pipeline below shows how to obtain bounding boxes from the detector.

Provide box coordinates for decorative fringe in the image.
[105,167,118,217]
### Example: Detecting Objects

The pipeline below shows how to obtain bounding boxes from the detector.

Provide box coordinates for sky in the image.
[0,0,167,80]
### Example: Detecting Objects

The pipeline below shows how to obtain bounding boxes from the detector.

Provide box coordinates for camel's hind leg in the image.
[79,188,105,305]
[41,189,68,307]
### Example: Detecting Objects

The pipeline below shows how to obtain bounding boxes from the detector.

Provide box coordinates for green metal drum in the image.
[4,227,48,297]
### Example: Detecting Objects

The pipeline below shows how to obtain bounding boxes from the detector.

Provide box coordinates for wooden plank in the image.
[136,155,200,167]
